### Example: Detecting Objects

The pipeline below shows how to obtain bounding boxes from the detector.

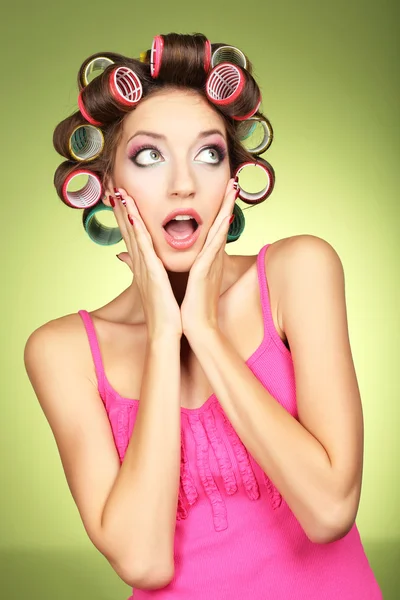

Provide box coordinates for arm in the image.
[184,236,364,544]
[24,320,181,589]
[101,335,181,583]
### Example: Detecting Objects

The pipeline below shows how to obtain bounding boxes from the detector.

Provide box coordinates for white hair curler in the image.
[211,45,247,70]
[69,125,104,161]
[62,170,102,208]
[234,158,275,204]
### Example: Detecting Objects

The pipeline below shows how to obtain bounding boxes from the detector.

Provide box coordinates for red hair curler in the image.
[150,35,212,78]
[234,158,275,205]
[62,169,102,208]
[78,66,143,125]
[205,62,261,120]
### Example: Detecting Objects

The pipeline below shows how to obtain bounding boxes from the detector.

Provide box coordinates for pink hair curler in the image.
[206,62,260,120]
[234,158,275,205]
[62,169,102,208]
[150,35,212,78]
[77,91,102,126]
[204,39,212,71]
[109,66,143,106]
[150,35,164,78]
[206,62,245,106]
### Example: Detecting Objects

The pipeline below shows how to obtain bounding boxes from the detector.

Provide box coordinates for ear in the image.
[102,173,116,207]
[116,252,133,270]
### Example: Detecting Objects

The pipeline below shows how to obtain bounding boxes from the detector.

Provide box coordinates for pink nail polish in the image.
[109,195,115,207]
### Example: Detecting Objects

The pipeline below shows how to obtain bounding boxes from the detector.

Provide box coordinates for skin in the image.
[102,88,241,321]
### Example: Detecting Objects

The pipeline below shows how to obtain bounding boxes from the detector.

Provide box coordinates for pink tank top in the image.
[78,243,382,599]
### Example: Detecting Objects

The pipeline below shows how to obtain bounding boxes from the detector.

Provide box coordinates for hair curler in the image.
[109,66,143,106]
[80,56,115,88]
[69,125,104,161]
[77,91,102,126]
[234,158,275,204]
[205,62,261,121]
[62,169,102,208]
[78,66,143,125]
[211,45,247,70]
[150,35,212,78]
[83,203,123,246]
[237,116,273,155]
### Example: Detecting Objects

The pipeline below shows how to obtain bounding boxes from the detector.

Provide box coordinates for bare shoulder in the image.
[264,235,341,331]
[24,312,88,365]
[266,234,340,277]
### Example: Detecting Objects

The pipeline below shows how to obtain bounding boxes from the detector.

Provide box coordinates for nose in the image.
[167,165,197,199]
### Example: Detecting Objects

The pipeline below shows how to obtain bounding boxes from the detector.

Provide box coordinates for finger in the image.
[115,187,156,250]
[109,193,134,260]
[197,214,231,266]
[202,178,236,251]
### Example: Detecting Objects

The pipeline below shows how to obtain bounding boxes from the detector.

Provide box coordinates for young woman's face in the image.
[109,89,232,268]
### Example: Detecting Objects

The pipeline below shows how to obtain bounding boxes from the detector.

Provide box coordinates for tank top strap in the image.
[256,243,279,346]
[77,310,107,402]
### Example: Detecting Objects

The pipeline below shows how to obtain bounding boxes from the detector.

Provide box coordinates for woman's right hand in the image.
[111,187,183,340]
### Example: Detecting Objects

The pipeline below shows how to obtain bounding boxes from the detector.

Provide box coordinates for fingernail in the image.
[113,187,122,198]
[109,195,115,208]
[116,254,123,261]
[128,214,134,226]
[234,188,240,199]
[229,215,235,224]
[234,175,239,183]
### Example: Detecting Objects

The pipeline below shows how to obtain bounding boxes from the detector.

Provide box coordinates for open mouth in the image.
[163,217,199,240]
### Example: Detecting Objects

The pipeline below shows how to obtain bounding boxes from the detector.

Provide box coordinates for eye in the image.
[130,145,161,166]
[199,146,226,164]
[130,143,226,167]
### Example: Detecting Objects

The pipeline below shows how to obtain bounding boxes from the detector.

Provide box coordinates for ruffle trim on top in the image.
[177,400,283,531]
[116,403,135,460]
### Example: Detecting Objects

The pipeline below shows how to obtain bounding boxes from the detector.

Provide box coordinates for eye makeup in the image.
[128,142,227,167]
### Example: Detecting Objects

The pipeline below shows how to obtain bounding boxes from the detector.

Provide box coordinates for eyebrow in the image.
[127,129,226,145]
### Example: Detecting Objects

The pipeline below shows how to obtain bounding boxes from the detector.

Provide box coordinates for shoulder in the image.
[267,234,341,265]
[266,234,343,286]
[264,235,344,332]
[24,313,87,365]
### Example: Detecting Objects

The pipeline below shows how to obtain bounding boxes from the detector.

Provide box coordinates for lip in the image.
[163,223,203,250]
[161,208,203,228]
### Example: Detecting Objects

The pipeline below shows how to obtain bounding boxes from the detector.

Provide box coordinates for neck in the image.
[122,250,237,324]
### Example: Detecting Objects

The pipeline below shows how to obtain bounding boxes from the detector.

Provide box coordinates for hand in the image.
[180,177,237,338]
[111,187,182,340]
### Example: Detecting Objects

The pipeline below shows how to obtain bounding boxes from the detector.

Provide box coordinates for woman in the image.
[24,32,382,598]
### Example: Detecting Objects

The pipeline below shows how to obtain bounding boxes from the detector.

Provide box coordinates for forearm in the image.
[186,327,342,544]
[101,335,181,580]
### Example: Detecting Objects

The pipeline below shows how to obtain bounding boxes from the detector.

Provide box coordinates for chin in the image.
[154,243,201,272]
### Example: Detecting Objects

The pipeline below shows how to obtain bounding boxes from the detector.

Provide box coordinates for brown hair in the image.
[52,32,273,243]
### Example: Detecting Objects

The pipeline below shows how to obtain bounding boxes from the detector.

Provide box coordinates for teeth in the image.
[172,215,194,221]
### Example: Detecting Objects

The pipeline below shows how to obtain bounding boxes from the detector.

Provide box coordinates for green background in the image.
[1,0,398,598]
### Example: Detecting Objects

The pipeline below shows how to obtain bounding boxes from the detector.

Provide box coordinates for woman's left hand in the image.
[180,177,238,338]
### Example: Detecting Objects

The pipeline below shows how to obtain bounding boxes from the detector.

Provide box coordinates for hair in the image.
[52,32,274,244]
